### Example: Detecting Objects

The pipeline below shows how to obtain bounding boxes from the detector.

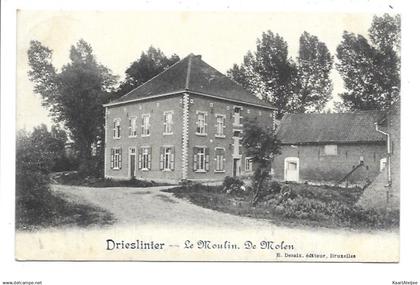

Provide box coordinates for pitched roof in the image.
[277,111,386,144]
[106,54,274,109]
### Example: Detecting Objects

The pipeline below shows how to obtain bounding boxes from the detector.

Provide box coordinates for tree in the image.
[242,118,282,205]
[114,46,179,99]
[228,31,297,118]
[28,39,117,174]
[289,32,333,113]
[228,30,333,116]
[335,14,400,111]
[16,125,67,227]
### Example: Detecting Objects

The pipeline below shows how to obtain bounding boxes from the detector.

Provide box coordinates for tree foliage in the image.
[242,118,282,205]
[228,30,333,117]
[290,32,333,113]
[16,125,67,228]
[336,14,400,111]
[114,46,180,99]
[27,39,117,172]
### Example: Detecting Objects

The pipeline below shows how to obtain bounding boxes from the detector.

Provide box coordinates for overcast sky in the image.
[16,10,375,130]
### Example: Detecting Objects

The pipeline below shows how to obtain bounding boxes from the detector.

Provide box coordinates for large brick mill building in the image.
[103,54,276,183]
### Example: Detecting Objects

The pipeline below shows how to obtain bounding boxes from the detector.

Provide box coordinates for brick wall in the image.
[105,93,275,183]
[105,95,183,183]
[272,143,387,185]
[186,94,273,181]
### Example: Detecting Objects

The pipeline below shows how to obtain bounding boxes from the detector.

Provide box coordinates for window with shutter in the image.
[205,148,210,172]
[159,147,164,170]
[111,149,115,169]
[147,148,152,170]
[170,147,175,170]
[138,150,143,169]
[118,148,122,169]
[193,147,198,171]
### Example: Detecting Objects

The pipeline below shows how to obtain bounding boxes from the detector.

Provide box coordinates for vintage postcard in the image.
[15,9,400,262]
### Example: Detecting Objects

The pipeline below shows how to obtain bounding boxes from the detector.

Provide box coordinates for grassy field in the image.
[164,182,399,230]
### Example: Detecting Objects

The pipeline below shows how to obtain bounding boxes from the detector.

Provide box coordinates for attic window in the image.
[324,145,338,156]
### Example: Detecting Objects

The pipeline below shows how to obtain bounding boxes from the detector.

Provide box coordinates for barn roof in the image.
[277,111,387,144]
[105,53,274,109]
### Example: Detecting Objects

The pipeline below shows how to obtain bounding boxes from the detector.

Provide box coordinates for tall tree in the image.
[290,32,333,113]
[228,30,333,117]
[336,14,400,111]
[28,39,117,173]
[114,46,179,98]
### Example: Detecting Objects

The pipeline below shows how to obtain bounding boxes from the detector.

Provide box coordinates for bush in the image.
[222,176,246,195]
[268,181,282,193]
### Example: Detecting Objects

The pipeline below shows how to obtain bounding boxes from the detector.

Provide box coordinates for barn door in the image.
[284,157,299,182]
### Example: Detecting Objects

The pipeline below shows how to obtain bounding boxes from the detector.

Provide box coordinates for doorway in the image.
[233,158,241,177]
[129,147,136,179]
[284,157,299,182]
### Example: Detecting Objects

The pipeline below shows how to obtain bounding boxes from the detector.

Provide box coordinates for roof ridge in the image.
[114,54,192,102]
[188,56,270,107]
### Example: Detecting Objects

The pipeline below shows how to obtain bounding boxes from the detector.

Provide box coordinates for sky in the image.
[16,10,375,131]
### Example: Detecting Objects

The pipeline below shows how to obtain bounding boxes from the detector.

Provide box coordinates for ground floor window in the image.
[215,148,225,172]
[139,147,152,170]
[160,146,175,170]
[245,157,253,172]
[110,148,122,169]
[193,147,209,172]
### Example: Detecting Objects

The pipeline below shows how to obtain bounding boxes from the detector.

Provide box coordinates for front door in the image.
[129,147,136,179]
[284,157,299,182]
[233,158,241,177]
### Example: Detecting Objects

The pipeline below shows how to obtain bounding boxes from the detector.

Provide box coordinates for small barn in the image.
[272,111,387,186]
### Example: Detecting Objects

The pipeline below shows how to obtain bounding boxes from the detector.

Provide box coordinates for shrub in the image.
[222,176,246,195]
[268,181,282,194]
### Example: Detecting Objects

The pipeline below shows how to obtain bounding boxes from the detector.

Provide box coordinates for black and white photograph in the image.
[3,0,420,284]
[11,8,404,262]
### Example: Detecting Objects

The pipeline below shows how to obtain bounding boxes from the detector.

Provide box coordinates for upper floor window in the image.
[110,148,122,169]
[233,106,242,126]
[128,117,137,137]
[113,119,121,139]
[160,146,175,171]
[324,144,338,156]
[139,147,152,170]
[196,111,207,135]
[163,111,174,135]
[141,114,151,136]
[215,114,226,137]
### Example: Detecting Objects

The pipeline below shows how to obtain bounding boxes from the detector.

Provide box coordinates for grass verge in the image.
[164,182,399,230]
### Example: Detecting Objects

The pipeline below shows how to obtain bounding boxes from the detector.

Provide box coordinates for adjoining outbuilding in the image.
[272,111,388,187]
